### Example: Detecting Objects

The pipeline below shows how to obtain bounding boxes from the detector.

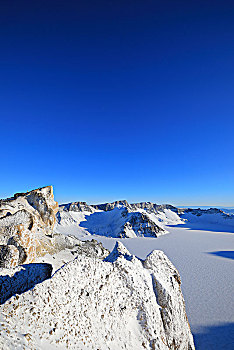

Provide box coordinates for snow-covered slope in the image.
[57,200,234,239]
[56,201,184,238]
[0,186,195,350]
[0,241,194,350]
[180,208,234,231]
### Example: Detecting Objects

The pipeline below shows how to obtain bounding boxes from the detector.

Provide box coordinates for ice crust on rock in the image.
[0,239,194,350]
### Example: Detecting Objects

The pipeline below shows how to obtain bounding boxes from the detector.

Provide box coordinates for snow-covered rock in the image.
[56,200,184,238]
[57,200,234,238]
[0,240,195,350]
[0,187,195,349]
[181,208,234,227]
[0,186,58,267]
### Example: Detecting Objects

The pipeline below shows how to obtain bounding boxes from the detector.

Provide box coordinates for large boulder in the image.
[0,186,58,267]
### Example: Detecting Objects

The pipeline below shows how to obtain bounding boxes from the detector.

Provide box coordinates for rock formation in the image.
[62,199,180,214]
[0,241,195,350]
[119,209,165,237]
[0,186,58,267]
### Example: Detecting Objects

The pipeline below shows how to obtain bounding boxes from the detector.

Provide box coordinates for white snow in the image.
[65,225,234,350]
[55,207,184,238]
[181,211,234,232]
[142,208,184,226]
[1,190,234,350]
[0,241,194,350]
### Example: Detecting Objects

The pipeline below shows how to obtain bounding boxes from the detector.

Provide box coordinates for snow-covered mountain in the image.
[0,186,195,349]
[2,186,234,349]
[56,199,234,238]
[180,207,234,230]
[56,200,184,238]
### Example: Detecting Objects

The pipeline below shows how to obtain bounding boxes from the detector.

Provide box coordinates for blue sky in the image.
[0,1,234,206]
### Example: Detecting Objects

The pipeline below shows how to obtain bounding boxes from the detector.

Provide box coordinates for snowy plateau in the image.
[0,186,233,350]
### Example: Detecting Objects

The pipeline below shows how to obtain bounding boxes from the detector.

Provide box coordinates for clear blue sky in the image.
[0,1,234,206]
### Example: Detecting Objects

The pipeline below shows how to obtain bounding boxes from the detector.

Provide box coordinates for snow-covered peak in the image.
[104,241,133,262]
[56,201,184,239]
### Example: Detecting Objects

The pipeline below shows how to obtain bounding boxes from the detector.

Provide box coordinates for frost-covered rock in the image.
[59,201,96,213]
[0,241,195,350]
[0,245,19,268]
[144,250,194,349]
[0,186,58,267]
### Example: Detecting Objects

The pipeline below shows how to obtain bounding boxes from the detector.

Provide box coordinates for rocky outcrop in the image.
[143,250,194,349]
[0,241,195,349]
[59,201,95,213]
[92,200,130,211]
[128,202,179,214]
[120,209,165,237]
[0,186,58,267]
[183,207,231,216]
[83,199,180,215]
[59,200,179,214]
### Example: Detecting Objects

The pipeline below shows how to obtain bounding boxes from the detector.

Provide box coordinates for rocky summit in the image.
[0,186,59,268]
[0,186,195,350]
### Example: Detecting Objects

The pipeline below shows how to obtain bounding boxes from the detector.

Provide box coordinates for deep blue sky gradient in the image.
[0,1,234,205]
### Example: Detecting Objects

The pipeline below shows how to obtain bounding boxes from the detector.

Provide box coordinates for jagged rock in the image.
[128,202,179,214]
[143,250,194,349]
[91,200,180,215]
[0,241,195,350]
[120,210,165,237]
[92,200,130,211]
[0,245,19,268]
[104,241,133,262]
[59,201,95,213]
[0,186,58,267]
[183,207,231,216]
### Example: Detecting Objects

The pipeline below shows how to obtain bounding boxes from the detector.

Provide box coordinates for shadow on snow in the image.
[193,322,234,350]
[167,222,234,233]
[206,251,234,260]
[79,208,123,236]
[0,263,52,304]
